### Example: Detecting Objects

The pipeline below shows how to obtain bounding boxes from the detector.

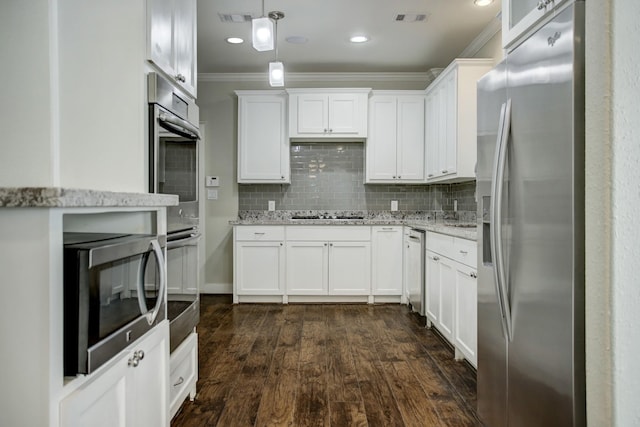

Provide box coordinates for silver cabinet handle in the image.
[128,349,144,367]
[460,250,468,254]
[254,232,265,235]
[382,227,393,230]
[173,376,185,387]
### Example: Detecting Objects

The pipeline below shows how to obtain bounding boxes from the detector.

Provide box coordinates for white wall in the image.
[609,0,640,424]
[0,1,56,187]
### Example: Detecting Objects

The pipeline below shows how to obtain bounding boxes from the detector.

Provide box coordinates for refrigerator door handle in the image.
[490,98,513,342]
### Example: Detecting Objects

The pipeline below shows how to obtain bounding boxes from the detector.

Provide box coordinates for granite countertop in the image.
[230,210,478,241]
[0,187,179,208]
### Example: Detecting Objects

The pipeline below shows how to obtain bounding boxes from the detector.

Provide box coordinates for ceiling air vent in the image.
[394,13,430,23]
[218,13,256,23]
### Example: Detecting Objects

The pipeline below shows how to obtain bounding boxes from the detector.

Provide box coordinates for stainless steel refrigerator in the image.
[476,2,585,426]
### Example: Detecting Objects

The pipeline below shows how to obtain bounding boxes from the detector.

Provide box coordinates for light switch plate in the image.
[205,176,219,187]
[391,200,398,211]
[268,200,275,211]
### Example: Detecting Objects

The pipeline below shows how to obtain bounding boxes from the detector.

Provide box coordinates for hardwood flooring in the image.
[171,295,480,427]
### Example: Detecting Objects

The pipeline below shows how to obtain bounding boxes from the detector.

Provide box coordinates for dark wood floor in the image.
[171,295,480,427]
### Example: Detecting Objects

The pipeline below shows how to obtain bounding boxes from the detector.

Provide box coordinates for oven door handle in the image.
[159,112,201,140]
[167,233,201,249]
[137,239,167,325]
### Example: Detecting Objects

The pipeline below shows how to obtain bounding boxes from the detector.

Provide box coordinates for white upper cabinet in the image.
[366,91,425,183]
[236,91,289,184]
[502,0,571,50]
[287,89,371,139]
[424,59,493,183]
[147,0,197,97]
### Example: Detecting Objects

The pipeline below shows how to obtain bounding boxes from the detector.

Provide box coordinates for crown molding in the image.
[458,16,501,58]
[198,71,435,84]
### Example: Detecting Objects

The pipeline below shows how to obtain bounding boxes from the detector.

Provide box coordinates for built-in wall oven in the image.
[148,72,201,352]
[63,233,167,376]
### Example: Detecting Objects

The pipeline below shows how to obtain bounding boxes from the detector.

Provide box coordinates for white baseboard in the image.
[201,282,232,294]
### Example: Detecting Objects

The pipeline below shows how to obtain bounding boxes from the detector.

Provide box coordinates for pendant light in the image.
[252,0,274,51]
[268,11,285,87]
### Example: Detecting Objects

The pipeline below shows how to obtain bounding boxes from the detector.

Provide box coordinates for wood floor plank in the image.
[171,300,480,427]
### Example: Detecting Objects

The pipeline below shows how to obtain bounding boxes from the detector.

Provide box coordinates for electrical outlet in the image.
[207,189,218,200]
[268,200,275,211]
[391,200,398,211]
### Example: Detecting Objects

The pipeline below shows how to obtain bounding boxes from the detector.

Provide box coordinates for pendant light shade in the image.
[269,61,284,87]
[252,16,274,51]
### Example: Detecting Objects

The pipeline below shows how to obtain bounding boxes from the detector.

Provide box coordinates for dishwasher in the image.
[404,227,425,316]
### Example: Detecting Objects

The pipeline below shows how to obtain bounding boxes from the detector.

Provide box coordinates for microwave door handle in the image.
[158,112,201,139]
[135,240,167,325]
[146,239,166,325]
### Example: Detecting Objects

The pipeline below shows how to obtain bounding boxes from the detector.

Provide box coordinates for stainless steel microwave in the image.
[63,232,167,376]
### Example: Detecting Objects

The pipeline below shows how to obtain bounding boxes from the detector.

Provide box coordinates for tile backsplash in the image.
[238,142,477,212]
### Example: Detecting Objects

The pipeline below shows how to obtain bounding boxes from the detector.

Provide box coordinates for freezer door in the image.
[476,61,508,427]
[504,3,585,426]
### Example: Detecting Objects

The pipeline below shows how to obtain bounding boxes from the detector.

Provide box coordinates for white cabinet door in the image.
[286,242,328,294]
[396,96,426,181]
[237,92,289,183]
[502,0,570,49]
[295,94,328,134]
[425,59,492,183]
[455,263,477,367]
[371,226,404,295]
[147,0,175,78]
[288,89,370,138]
[328,241,371,295]
[60,322,170,427]
[235,241,285,295]
[173,0,197,96]
[437,257,456,342]
[425,250,440,325]
[327,93,361,135]
[147,0,197,97]
[366,96,398,181]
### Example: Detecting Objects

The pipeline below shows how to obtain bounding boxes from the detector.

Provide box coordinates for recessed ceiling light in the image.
[350,35,369,43]
[226,37,244,44]
[474,0,494,6]
[286,36,308,44]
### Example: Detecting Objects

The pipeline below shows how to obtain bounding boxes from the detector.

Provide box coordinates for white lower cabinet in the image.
[233,226,285,300]
[454,263,478,367]
[285,239,371,296]
[371,226,404,297]
[425,231,478,367]
[169,332,198,419]
[60,321,170,427]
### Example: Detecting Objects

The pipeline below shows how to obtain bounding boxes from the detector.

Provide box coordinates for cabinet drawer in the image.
[235,226,285,241]
[427,231,454,256]
[453,237,477,268]
[169,333,197,418]
[286,226,371,241]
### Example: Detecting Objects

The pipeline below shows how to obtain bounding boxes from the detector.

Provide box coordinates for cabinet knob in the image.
[393,176,397,179]
[324,128,328,133]
[433,256,440,261]
[442,170,448,174]
[280,242,283,246]
[459,250,468,255]
[537,0,546,9]
[398,175,402,179]
[329,243,333,247]
[135,350,145,360]
[324,243,328,246]
[128,357,139,368]
[470,272,477,278]
[428,174,434,177]
[175,73,186,83]
[329,129,333,133]
[281,175,285,179]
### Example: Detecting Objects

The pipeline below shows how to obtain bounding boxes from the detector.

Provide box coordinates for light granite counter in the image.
[0,187,178,208]
[230,210,478,241]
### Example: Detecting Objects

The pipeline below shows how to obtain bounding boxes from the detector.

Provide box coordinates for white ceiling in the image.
[197,0,501,74]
